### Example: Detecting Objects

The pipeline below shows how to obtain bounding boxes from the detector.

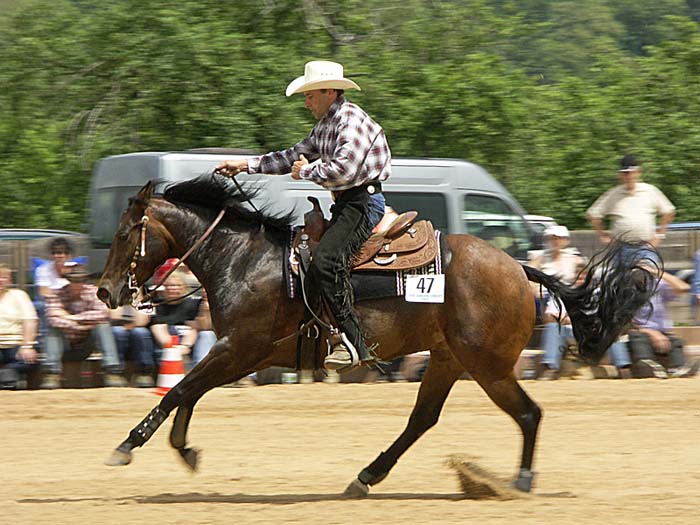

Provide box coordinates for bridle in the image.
[125,173,258,311]
[127,207,226,311]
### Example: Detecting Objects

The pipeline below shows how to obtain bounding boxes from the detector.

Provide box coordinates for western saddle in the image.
[291,197,437,274]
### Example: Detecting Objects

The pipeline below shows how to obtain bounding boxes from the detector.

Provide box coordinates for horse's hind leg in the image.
[345,349,464,497]
[475,373,542,492]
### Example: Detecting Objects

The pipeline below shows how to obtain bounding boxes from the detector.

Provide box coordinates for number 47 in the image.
[416,277,434,293]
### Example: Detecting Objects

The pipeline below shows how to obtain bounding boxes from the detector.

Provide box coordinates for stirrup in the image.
[323,332,360,371]
[324,332,380,372]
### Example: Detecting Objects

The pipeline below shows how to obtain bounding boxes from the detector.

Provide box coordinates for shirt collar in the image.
[321,94,346,122]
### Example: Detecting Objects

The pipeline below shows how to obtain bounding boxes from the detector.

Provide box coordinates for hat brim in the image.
[285,76,361,97]
[618,166,639,172]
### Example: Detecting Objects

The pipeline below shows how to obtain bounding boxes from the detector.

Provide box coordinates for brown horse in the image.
[97,174,655,495]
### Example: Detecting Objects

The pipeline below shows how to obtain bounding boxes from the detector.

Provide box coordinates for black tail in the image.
[523,241,660,363]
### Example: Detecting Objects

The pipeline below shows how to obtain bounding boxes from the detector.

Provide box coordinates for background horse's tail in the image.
[523,241,659,363]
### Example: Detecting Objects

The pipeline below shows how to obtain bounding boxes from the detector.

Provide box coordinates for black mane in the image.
[162,173,296,235]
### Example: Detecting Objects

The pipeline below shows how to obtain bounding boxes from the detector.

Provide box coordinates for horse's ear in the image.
[138,181,155,201]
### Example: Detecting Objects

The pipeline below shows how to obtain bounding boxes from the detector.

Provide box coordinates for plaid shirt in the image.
[248,95,391,191]
[46,284,109,341]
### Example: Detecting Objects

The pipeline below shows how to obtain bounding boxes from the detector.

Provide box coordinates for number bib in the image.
[404,274,445,303]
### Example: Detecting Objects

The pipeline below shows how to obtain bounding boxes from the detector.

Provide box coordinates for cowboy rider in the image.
[215,60,391,370]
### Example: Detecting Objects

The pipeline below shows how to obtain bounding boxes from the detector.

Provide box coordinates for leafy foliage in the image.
[1,0,699,230]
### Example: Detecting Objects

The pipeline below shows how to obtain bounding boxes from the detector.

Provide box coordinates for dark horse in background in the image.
[97,174,656,495]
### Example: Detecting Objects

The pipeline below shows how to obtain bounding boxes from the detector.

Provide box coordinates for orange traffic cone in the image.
[155,335,185,396]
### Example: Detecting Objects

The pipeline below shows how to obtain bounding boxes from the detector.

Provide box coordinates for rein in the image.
[230,174,261,214]
[128,207,226,310]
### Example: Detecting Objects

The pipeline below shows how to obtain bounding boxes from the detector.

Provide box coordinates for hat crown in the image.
[619,154,639,171]
[285,60,361,96]
[304,61,344,82]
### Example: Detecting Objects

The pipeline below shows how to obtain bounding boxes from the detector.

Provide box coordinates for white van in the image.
[87,149,536,273]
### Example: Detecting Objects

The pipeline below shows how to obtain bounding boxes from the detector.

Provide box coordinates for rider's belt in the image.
[332,181,383,201]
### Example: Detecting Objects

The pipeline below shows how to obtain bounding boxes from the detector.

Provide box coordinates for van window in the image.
[462,194,532,259]
[384,192,449,232]
[89,187,138,247]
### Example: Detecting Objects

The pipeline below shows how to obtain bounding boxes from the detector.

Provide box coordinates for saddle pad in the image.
[285,229,446,302]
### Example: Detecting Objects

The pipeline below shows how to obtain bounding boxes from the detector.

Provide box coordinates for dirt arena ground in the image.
[3,378,700,525]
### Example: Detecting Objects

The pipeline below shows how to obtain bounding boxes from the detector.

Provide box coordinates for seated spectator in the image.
[628,271,700,378]
[111,306,156,387]
[185,289,217,367]
[528,225,585,323]
[33,237,74,349]
[539,293,632,380]
[528,225,584,285]
[42,263,127,388]
[35,237,73,298]
[0,264,40,389]
[149,270,215,370]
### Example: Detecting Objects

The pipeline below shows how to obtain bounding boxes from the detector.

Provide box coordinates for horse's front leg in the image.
[104,397,176,467]
[105,336,251,468]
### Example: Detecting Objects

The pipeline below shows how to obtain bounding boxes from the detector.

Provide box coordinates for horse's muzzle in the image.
[96,285,128,309]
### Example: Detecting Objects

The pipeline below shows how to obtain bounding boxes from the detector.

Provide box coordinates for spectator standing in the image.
[42,263,126,388]
[0,265,39,389]
[629,271,700,378]
[586,154,675,258]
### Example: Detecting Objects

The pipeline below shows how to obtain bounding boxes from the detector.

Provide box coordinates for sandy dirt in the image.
[3,378,700,525]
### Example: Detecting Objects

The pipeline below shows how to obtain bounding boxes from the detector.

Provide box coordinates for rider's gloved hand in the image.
[214,159,248,178]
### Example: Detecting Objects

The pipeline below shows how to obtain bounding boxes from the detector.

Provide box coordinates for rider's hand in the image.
[214,159,248,178]
[291,155,308,180]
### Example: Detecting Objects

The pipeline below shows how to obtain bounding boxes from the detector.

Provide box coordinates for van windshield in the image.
[89,187,138,246]
[462,194,532,260]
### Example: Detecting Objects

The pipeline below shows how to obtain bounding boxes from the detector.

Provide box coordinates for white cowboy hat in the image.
[285,61,361,97]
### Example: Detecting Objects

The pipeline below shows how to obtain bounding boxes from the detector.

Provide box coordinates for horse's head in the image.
[97,181,173,309]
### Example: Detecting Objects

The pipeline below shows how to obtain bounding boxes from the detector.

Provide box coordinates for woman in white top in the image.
[528,225,584,285]
[0,264,39,388]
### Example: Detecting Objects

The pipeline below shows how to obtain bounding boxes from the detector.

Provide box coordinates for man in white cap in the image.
[215,60,391,370]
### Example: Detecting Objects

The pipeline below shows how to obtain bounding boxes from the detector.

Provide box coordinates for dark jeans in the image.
[0,346,39,374]
[628,330,685,369]
[0,346,39,388]
[112,326,156,373]
[309,184,375,347]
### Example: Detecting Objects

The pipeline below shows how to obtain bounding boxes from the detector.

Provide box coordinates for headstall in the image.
[127,208,226,311]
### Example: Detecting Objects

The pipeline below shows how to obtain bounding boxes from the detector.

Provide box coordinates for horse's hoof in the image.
[178,447,199,472]
[104,448,132,467]
[513,469,535,492]
[343,478,370,498]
